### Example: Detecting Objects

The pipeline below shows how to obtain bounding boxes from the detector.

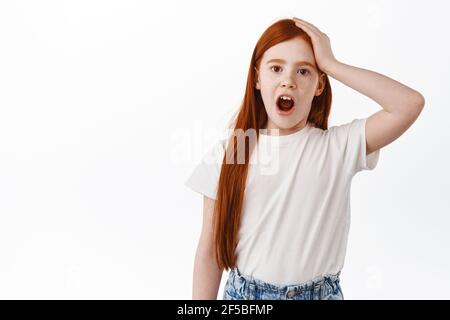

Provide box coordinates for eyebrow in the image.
[266,58,317,69]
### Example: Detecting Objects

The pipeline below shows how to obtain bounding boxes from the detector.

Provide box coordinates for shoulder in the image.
[317,119,364,141]
[326,119,363,134]
[307,119,366,150]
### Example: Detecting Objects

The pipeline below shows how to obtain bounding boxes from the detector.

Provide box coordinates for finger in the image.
[295,21,328,40]
[294,18,323,35]
[293,18,317,32]
[293,18,317,30]
[294,20,321,38]
[296,21,321,36]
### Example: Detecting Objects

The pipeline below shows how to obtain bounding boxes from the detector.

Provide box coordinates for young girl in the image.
[185,17,425,300]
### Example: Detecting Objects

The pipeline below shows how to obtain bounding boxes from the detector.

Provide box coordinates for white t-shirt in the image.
[185,118,380,285]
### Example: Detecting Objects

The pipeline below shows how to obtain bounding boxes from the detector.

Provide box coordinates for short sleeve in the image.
[184,139,226,200]
[331,118,380,176]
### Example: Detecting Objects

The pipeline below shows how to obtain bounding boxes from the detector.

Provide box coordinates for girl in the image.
[185,17,425,300]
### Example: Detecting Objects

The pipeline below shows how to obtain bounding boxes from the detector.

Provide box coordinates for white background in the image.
[0,0,448,299]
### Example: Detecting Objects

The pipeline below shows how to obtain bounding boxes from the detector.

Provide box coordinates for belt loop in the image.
[234,265,242,278]
[313,281,321,298]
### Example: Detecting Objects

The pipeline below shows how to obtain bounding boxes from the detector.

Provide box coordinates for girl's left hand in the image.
[292,17,338,73]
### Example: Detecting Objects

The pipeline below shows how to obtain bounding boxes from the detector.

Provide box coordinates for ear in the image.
[315,72,326,96]
[254,67,260,90]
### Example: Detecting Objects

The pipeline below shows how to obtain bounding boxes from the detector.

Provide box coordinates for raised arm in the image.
[293,17,425,155]
[192,196,223,299]
[324,61,424,155]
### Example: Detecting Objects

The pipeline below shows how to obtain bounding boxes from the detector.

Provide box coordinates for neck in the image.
[264,119,308,136]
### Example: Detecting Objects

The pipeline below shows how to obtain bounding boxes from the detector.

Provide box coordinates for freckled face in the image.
[255,37,325,135]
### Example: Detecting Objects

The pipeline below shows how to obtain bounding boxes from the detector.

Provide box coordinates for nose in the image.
[281,77,296,89]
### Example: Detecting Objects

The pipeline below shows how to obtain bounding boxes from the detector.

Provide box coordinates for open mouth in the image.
[276,94,295,112]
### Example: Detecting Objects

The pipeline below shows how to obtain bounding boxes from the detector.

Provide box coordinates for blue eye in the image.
[270,65,310,76]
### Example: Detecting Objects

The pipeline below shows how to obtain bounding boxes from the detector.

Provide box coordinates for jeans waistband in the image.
[230,266,341,294]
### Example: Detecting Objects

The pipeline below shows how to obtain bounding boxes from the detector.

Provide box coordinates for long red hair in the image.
[213,18,333,271]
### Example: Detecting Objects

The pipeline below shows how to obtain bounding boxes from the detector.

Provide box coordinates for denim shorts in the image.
[223,266,344,300]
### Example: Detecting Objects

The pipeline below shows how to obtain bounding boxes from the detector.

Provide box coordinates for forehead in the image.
[262,37,316,66]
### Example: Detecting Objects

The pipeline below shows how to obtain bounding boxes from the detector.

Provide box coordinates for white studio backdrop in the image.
[0,0,448,299]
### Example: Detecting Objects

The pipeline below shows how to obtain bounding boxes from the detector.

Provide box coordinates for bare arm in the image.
[192,196,223,299]
[293,17,425,156]
[324,61,425,156]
